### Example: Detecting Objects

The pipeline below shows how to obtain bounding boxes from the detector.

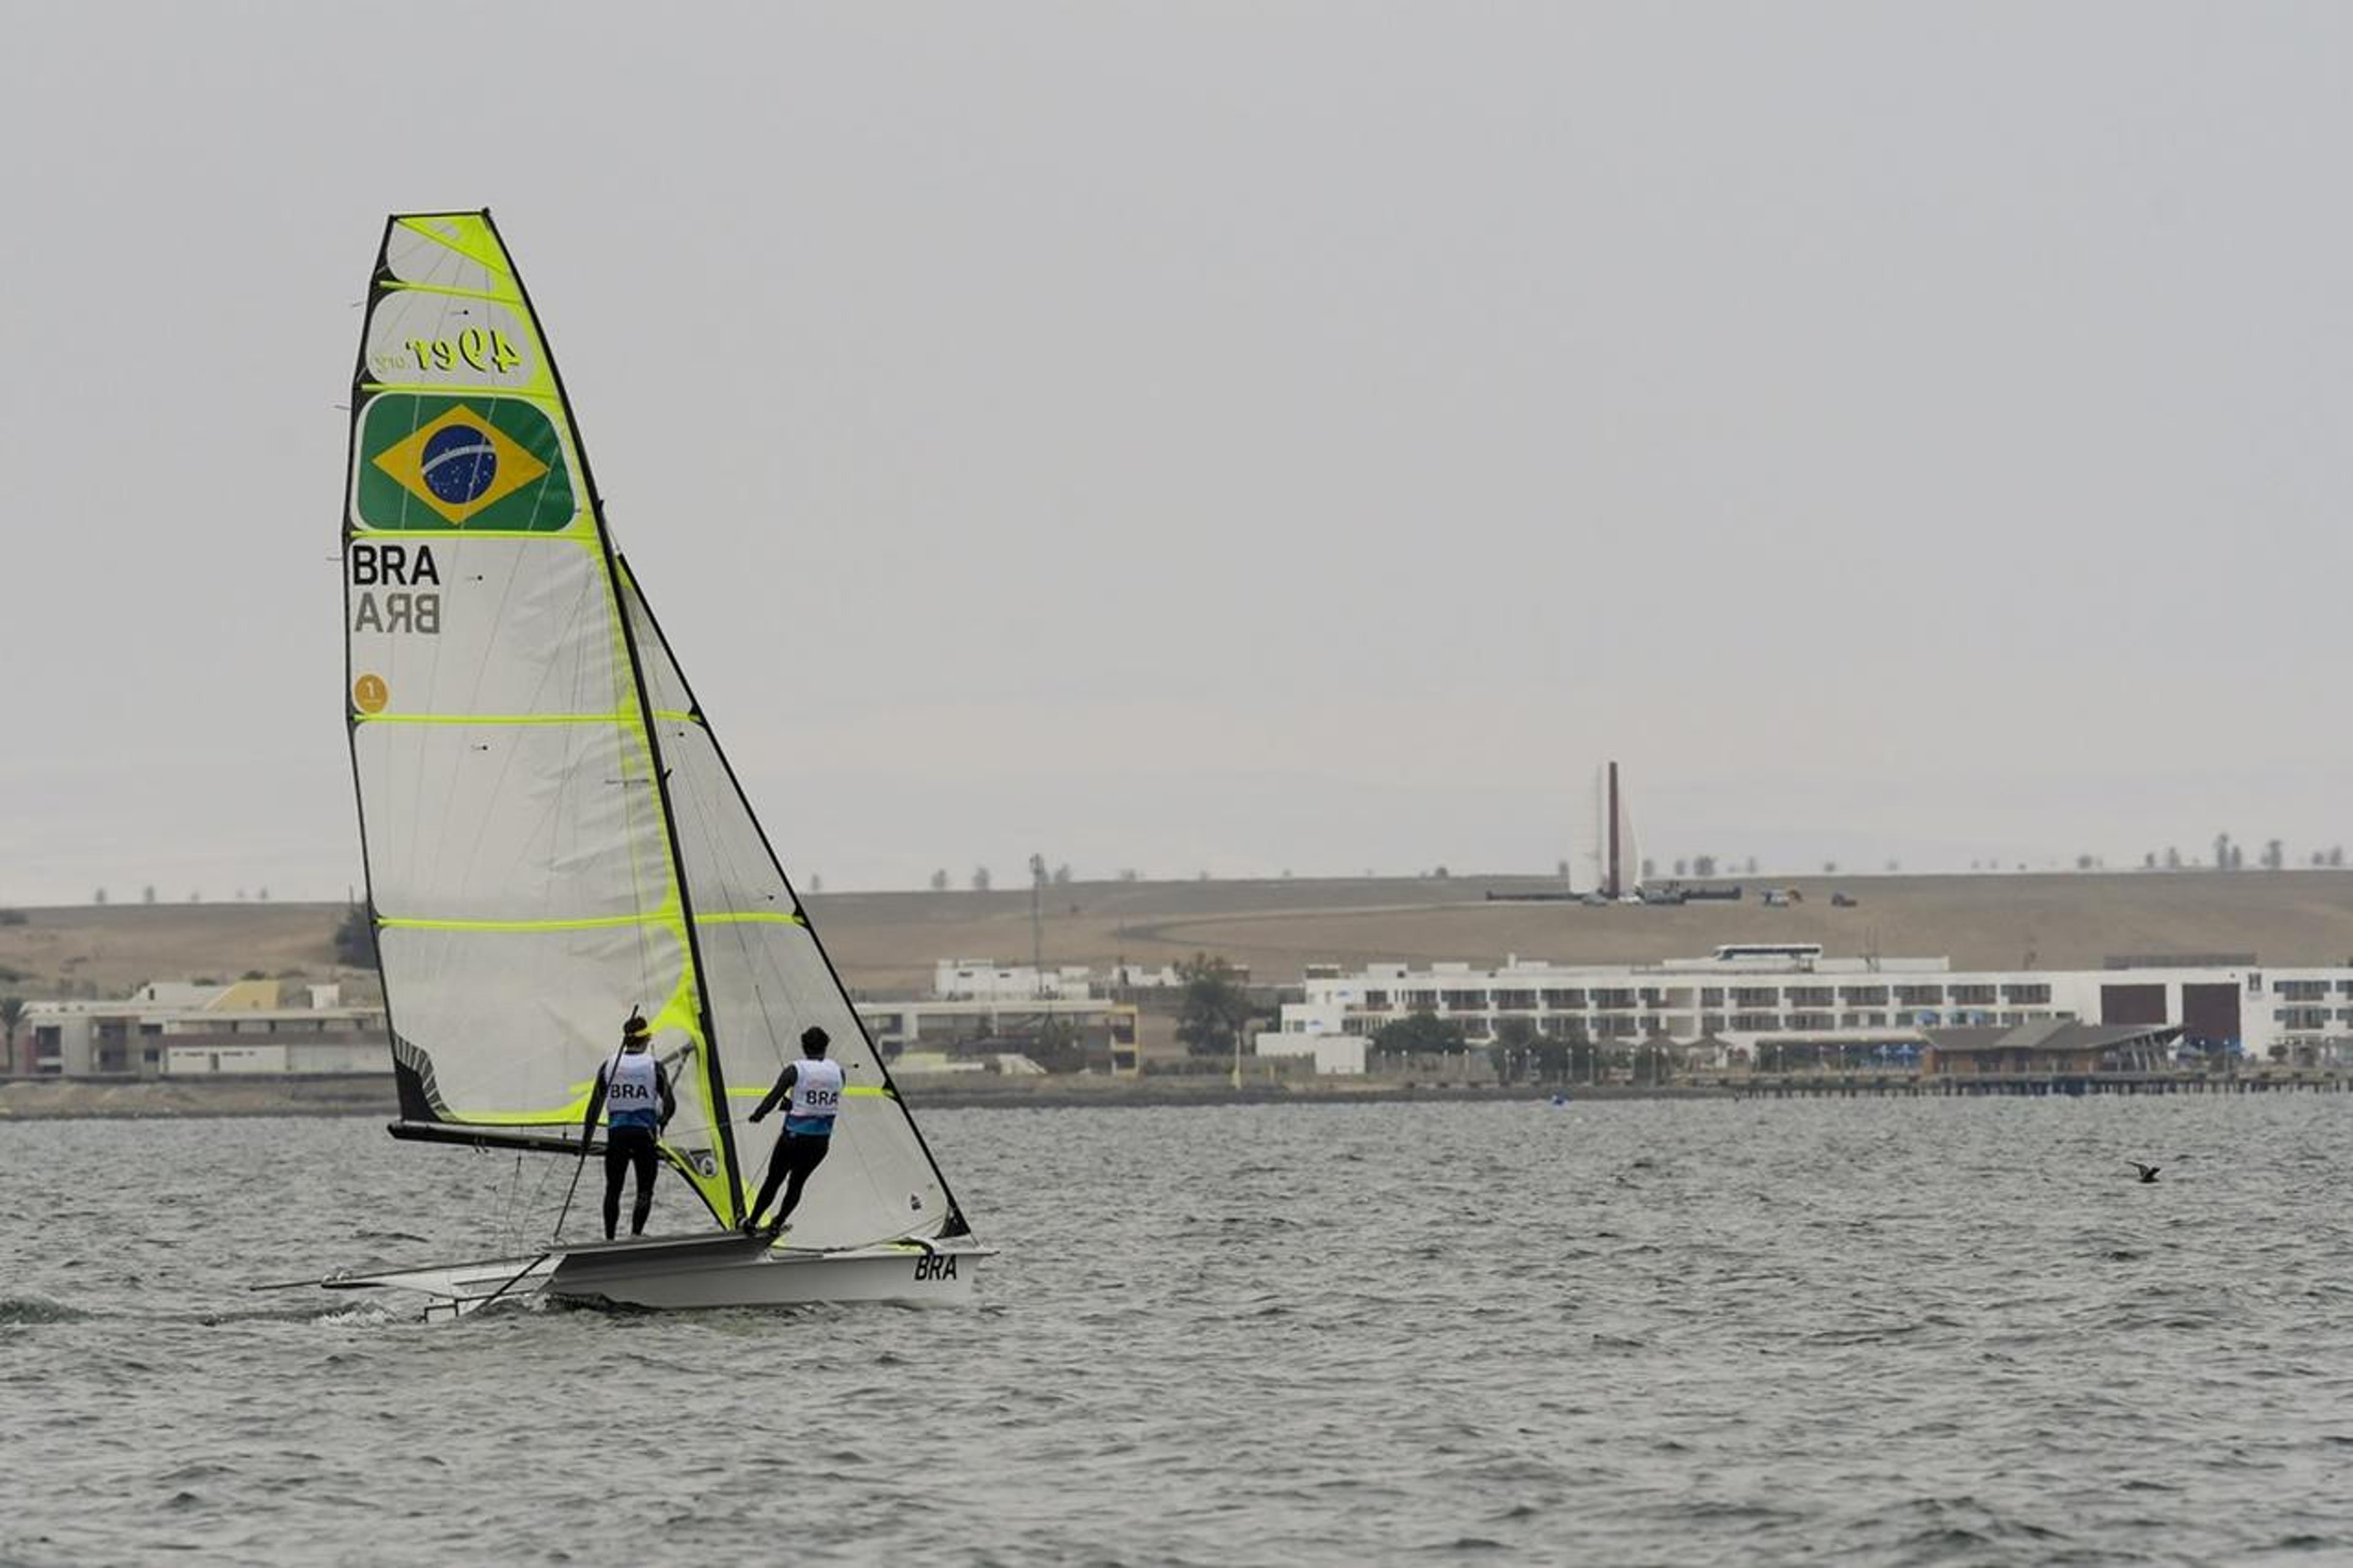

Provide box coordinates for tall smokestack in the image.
[1605,761,1621,900]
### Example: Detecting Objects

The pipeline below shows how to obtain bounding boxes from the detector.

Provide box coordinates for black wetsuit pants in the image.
[751,1132,831,1228]
[603,1125,659,1239]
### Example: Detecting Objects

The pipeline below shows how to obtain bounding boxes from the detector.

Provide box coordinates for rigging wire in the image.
[632,595,926,1236]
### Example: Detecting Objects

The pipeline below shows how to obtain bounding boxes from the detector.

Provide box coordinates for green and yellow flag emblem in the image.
[355,394,576,531]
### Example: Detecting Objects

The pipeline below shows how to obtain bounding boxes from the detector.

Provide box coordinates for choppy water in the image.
[4,1097,2353,1565]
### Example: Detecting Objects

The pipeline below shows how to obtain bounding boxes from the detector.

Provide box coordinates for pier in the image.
[1705,1068,2352,1099]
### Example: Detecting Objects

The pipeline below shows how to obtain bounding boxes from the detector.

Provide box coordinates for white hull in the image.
[320,1232,989,1320]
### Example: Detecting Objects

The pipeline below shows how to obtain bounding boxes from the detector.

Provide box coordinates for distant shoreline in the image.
[8,1067,2335,1121]
[13,868,2353,1003]
[0,1074,1726,1121]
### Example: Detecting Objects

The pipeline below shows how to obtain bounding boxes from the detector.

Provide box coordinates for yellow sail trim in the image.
[396,216,513,286]
[353,528,594,542]
[376,279,522,306]
[433,1067,599,1127]
[353,710,693,727]
[444,1106,585,1127]
[645,962,728,1217]
[379,907,784,934]
[379,912,668,934]
[360,380,563,403]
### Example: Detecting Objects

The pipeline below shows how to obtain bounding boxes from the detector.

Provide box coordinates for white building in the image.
[930,958,1208,998]
[865,996,1140,1072]
[1258,944,2353,1070]
[933,958,1097,1001]
[22,979,385,1078]
[1255,1034,1370,1075]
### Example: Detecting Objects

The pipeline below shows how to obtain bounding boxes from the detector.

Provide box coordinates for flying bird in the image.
[2129,1162,2160,1183]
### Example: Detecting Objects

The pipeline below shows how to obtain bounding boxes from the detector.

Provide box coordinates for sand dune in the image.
[10,871,2348,1001]
[806,870,2353,992]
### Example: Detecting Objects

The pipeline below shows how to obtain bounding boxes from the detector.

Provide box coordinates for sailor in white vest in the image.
[580,1012,676,1240]
[744,1026,844,1235]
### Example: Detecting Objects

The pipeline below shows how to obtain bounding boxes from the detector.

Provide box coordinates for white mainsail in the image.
[343,211,964,1252]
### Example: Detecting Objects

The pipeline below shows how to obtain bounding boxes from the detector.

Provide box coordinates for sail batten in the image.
[345,211,963,1249]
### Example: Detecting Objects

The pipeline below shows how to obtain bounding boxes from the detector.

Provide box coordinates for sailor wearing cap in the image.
[582,1011,675,1240]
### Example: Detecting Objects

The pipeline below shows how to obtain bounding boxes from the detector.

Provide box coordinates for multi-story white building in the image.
[865,997,1141,1074]
[1258,944,2353,1069]
[930,958,1210,999]
[933,959,1097,1001]
[20,979,385,1077]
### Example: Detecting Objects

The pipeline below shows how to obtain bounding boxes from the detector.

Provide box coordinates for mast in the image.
[343,214,412,1114]
[482,211,748,1224]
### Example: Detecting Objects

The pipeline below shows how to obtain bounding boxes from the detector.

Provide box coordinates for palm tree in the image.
[0,998,25,1076]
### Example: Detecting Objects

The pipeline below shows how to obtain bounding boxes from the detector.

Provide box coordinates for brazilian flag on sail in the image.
[355,393,577,531]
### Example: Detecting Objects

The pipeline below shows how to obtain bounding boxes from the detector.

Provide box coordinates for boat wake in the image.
[0,1293,91,1324]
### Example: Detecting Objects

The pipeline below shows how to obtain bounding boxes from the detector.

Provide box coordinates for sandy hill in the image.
[7,871,2353,1003]
[0,903,356,999]
[805,870,2353,993]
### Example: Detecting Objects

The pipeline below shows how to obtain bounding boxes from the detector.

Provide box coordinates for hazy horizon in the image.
[6,4,2349,905]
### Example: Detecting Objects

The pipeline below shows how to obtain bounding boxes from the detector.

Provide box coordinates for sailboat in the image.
[315,211,986,1318]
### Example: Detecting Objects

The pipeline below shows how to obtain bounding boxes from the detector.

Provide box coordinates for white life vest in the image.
[786,1058,845,1128]
[605,1048,661,1127]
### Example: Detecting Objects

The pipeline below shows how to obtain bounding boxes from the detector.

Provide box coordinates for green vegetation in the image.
[333,904,377,969]
[1175,953,1256,1059]
[1373,1010,1465,1055]
[1027,1017,1086,1075]
[0,998,23,1074]
[1487,1016,1538,1082]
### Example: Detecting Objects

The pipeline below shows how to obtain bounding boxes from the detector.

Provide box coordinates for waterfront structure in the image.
[933,958,1097,1001]
[1258,944,2353,1070]
[21,980,384,1078]
[931,958,1205,998]
[1920,1021,2183,1078]
[1255,1034,1368,1075]
[868,996,1141,1074]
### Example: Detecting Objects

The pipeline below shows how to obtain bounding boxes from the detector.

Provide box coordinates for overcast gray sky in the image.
[4,2,2348,904]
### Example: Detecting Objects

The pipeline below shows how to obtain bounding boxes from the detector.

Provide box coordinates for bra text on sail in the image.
[350,542,441,636]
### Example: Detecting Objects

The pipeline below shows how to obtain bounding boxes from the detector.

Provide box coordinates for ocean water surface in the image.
[3,1096,2351,1565]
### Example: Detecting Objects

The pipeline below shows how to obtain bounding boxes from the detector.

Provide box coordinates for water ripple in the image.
[2,1099,2351,1563]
